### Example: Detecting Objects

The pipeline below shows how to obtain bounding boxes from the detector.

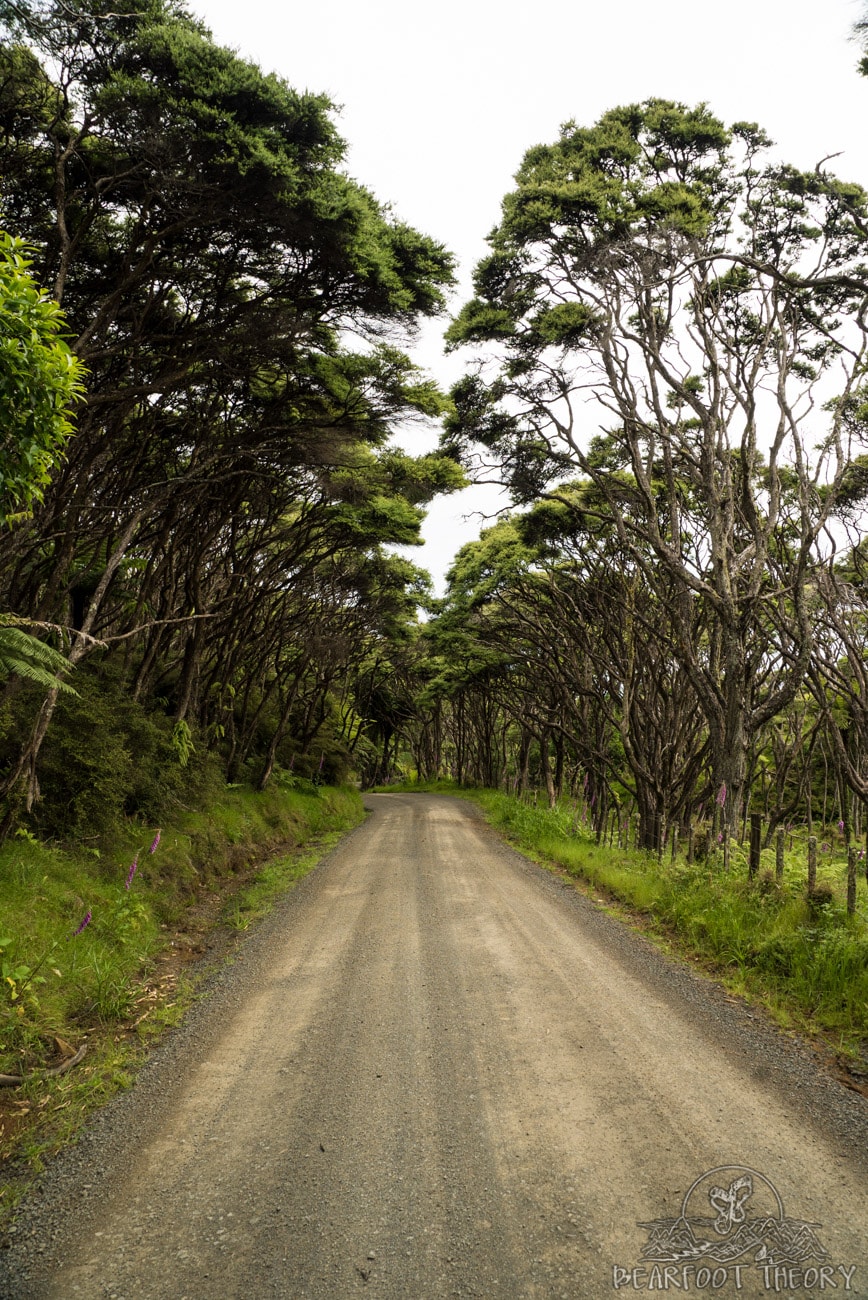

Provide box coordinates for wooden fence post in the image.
[749,813,761,880]
[775,828,785,884]
[807,836,817,893]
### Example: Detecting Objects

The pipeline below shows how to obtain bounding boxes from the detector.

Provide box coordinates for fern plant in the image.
[0,619,76,694]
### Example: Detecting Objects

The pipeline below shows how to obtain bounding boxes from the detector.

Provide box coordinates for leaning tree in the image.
[444,100,868,837]
[0,0,457,821]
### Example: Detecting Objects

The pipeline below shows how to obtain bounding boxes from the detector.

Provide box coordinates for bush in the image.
[5,663,219,840]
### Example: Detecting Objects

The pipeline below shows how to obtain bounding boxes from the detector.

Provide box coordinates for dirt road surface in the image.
[3,793,868,1298]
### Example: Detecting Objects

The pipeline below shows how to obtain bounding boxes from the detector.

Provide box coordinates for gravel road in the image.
[2,793,868,1299]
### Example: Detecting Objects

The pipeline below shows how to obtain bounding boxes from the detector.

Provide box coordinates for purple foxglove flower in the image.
[149,829,161,854]
[318,753,324,772]
[837,820,844,832]
[716,783,727,807]
[69,909,92,939]
[821,842,830,852]
[125,854,138,890]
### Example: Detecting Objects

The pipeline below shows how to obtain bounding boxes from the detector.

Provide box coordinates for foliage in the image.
[0,231,83,525]
[0,617,76,693]
[0,0,462,827]
[0,662,216,838]
[0,776,364,1183]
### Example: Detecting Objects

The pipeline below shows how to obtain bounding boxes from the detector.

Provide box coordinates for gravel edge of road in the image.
[461,799,868,1155]
[0,813,374,1292]
[1,794,866,1294]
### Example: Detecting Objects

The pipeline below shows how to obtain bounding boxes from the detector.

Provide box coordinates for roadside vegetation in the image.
[379,781,868,1065]
[4,0,868,1216]
[0,776,363,1213]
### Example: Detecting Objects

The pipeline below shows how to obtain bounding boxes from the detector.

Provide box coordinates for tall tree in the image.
[444,100,868,835]
[856,5,868,76]
[0,0,458,823]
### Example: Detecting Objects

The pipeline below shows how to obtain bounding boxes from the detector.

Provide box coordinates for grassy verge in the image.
[377,780,868,1066]
[0,777,364,1213]
[222,828,351,932]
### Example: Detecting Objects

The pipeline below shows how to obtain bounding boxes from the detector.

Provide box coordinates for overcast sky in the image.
[194,0,868,591]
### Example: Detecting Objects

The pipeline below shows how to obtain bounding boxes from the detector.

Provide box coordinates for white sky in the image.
[193,0,868,592]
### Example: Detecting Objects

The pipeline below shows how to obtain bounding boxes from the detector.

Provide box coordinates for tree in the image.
[856,6,868,76]
[0,0,458,824]
[516,489,709,847]
[444,100,868,836]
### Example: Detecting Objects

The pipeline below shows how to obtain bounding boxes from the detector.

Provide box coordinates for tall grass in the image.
[0,780,364,1085]
[0,778,364,1208]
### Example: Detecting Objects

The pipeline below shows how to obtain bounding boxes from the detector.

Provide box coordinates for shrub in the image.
[6,663,218,839]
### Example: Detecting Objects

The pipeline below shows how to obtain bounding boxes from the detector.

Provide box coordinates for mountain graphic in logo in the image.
[637,1166,828,1268]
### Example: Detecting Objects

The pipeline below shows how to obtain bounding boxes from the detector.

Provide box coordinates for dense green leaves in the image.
[0,232,83,524]
[0,620,75,693]
[0,0,461,827]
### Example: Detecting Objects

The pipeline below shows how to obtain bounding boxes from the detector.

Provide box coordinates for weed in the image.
[69,950,138,1023]
[807,881,836,916]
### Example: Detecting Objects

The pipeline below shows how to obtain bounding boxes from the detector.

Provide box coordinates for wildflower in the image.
[318,753,324,772]
[149,829,161,854]
[837,820,844,833]
[69,909,92,939]
[125,854,138,890]
[821,842,830,853]
[716,783,727,807]
[717,832,723,844]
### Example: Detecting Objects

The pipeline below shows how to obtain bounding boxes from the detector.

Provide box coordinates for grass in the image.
[224,830,348,931]
[376,779,868,1063]
[0,776,365,1213]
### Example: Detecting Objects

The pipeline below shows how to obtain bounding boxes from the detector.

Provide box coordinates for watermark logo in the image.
[613,1165,857,1291]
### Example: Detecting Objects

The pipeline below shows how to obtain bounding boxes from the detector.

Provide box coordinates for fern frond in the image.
[0,627,77,694]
